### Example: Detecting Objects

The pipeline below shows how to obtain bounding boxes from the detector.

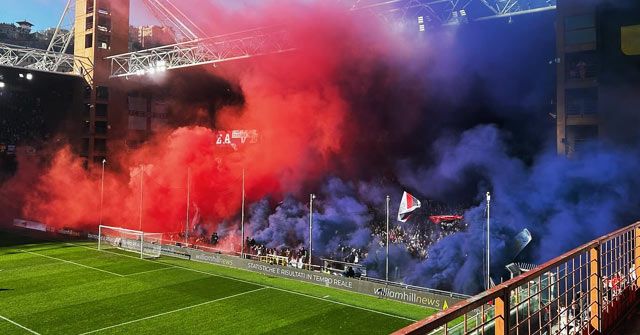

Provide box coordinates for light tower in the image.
[74,0,130,166]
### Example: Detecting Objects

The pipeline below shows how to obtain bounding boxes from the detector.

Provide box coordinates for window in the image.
[565,14,596,45]
[95,103,108,117]
[621,25,640,56]
[86,0,94,14]
[97,3,110,15]
[94,139,107,152]
[566,88,598,116]
[83,120,90,134]
[84,104,91,118]
[86,16,93,30]
[566,125,598,156]
[97,34,110,49]
[95,121,107,135]
[97,17,111,32]
[565,51,597,80]
[96,86,109,100]
[85,33,93,48]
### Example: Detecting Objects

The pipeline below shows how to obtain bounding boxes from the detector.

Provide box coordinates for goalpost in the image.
[98,225,163,259]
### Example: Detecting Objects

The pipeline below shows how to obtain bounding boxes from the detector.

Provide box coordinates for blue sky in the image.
[0,0,159,31]
[1,0,259,30]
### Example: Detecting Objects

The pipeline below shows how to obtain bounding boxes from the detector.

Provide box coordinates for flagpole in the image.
[139,165,144,231]
[486,191,491,290]
[185,167,190,245]
[309,194,315,270]
[241,168,245,258]
[386,195,390,282]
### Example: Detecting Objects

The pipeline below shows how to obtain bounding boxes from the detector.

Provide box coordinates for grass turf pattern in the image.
[0,232,436,334]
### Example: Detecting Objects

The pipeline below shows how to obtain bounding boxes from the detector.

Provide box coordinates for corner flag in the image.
[398,191,421,222]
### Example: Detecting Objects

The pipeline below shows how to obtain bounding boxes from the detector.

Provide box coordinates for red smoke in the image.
[2,1,420,243]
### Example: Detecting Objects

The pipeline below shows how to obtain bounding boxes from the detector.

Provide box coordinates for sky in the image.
[0,0,164,30]
[1,0,264,31]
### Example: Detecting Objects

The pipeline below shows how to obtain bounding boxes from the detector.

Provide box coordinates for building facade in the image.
[556,0,640,155]
[74,0,130,166]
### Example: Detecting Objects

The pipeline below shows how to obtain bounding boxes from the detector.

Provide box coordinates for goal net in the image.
[98,225,163,259]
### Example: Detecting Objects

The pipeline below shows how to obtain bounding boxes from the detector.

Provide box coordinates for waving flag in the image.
[398,191,421,222]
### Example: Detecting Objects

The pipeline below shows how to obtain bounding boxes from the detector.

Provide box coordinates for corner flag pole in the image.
[386,195,390,282]
[486,191,491,290]
[241,168,245,258]
[185,167,191,245]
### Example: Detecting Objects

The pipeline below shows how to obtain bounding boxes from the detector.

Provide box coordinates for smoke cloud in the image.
[2,0,639,295]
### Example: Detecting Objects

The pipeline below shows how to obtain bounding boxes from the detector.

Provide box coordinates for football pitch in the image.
[0,231,436,335]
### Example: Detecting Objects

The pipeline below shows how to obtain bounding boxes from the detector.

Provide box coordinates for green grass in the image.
[0,232,437,334]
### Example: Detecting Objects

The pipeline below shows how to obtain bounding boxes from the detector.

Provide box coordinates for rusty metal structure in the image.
[393,222,640,335]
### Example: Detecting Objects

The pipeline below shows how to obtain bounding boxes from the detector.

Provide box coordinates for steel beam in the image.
[0,43,93,84]
[107,28,294,78]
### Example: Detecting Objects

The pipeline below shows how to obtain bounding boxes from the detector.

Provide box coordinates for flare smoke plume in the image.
[1,0,639,295]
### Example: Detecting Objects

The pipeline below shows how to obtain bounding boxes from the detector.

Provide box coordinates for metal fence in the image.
[393,222,640,335]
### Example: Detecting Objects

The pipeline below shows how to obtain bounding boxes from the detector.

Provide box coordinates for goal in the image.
[98,225,163,259]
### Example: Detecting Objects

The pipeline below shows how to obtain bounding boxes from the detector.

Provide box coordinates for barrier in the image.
[10,223,466,312]
[392,222,640,335]
[157,242,467,310]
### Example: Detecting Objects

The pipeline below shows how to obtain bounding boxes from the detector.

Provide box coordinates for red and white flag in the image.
[398,191,421,222]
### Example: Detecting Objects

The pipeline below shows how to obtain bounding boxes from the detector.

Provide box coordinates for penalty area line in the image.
[21,250,125,278]
[77,287,267,335]
[0,315,41,335]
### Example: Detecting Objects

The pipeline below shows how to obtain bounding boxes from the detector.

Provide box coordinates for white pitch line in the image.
[0,314,42,335]
[123,266,174,277]
[21,250,125,278]
[77,287,267,335]
[67,243,418,322]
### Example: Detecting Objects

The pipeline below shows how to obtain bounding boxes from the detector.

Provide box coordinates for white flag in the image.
[398,191,421,222]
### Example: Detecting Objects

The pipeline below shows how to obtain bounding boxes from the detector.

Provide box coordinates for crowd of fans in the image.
[369,215,466,260]
[234,213,467,276]
[0,91,47,146]
[244,237,310,267]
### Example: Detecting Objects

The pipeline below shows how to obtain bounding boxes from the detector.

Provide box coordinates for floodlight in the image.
[19,73,24,78]
[0,81,5,88]
[26,73,33,80]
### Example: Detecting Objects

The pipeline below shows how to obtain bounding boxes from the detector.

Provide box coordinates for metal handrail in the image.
[393,221,640,335]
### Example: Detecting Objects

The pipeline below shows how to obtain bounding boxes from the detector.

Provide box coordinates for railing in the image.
[393,222,640,335]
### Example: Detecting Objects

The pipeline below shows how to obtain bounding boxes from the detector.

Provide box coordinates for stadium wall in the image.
[11,222,465,310]
[155,241,466,310]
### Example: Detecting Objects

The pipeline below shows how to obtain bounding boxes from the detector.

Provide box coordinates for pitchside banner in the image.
[81,233,466,310]
[153,244,466,310]
[13,219,47,232]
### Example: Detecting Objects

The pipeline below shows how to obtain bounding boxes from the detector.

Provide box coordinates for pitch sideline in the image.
[20,249,125,278]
